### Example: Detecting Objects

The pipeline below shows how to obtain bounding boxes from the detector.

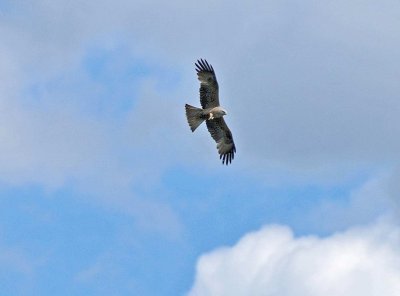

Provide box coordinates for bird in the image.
[185,59,236,165]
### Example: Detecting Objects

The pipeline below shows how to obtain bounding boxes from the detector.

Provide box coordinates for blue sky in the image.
[0,1,399,295]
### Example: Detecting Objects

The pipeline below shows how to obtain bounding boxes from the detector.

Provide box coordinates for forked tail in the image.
[185,104,205,132]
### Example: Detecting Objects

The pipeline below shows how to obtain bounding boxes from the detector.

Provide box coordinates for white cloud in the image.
[189,222,400,296]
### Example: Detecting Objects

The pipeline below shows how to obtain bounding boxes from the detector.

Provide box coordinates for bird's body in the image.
[206,106,227,120]
[185,59,236,165]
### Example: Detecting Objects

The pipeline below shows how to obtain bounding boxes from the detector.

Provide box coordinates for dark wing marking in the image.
[206,118,236,165]
[195,59,219,109]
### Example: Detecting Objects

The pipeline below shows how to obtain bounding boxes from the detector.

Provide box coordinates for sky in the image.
[0,1,399,295]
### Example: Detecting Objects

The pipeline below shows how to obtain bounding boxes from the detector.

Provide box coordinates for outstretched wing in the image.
[195,59,219,109]
[206,118,236,165]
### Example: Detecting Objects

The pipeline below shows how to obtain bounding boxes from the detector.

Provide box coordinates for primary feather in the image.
[195,59,220,109]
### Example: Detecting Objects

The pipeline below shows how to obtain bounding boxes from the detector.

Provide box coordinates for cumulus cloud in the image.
[189,222,400,296]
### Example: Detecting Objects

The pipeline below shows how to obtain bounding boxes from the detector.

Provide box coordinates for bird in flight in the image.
[185,59,236,165]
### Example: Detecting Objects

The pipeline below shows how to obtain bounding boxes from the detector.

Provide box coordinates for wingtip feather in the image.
[195,58,214,74]
[220,148,236,165]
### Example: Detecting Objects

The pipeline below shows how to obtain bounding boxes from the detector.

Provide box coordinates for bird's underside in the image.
[185,59,236,165]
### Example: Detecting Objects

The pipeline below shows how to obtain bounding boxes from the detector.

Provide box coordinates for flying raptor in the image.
[185,59,236,165]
